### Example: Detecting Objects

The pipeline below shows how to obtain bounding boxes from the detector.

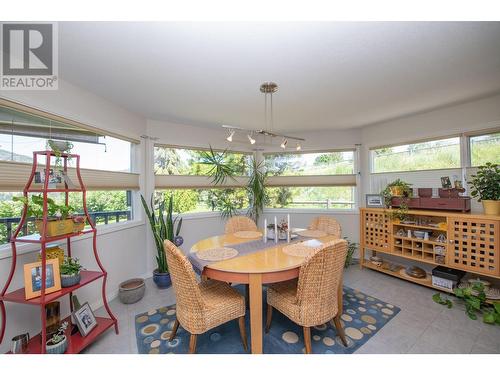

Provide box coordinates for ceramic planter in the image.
[61,272,81,288]
[46,336,68,354]
[153,269,171,289]
[118,278,145,304]
[482,200,500,215]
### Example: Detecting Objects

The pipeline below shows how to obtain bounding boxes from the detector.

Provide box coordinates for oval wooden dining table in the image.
[190,231,343,354]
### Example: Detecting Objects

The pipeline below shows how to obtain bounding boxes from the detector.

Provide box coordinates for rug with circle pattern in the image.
[134,285,399,354]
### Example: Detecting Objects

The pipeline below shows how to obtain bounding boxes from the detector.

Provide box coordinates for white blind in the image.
[266,175,356,187]
[0,160,139,191]
[155,175,248,189]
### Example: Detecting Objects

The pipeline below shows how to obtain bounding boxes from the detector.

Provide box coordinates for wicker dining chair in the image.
[163,240,248,353]
[224,215,258,234]
[309,215,342,238]
[265,239,349,353]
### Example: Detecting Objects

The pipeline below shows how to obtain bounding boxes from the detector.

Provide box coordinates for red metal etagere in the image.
[0,150,118,354]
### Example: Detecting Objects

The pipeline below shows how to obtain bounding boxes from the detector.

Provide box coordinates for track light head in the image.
[247,133,256,145]
[280,138,288,149]
[296,142,301,151]
[226,130,235,142]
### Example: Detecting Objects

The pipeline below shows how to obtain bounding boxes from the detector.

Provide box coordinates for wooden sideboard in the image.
[359,208,500,290]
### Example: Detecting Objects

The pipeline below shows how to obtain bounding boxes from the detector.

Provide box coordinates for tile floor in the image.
[83,266,500,354]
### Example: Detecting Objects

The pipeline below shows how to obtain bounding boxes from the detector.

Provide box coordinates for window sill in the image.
[0,219,145,260]
[264,208,359,215]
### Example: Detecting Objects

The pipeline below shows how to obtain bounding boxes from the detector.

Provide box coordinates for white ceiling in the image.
[59,22,500,132]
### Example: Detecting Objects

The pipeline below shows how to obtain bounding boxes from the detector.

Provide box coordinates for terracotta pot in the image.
[482,200,500,215]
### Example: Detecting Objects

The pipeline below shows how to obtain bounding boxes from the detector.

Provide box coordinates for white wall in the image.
[0,79,149,353]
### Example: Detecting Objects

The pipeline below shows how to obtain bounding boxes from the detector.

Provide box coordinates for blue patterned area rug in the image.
[135,285,400,354]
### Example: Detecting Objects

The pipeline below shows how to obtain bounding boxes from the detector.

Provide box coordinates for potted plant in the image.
[141,194,183,289]
[47,140,74,170]
[60,256,83,287]
[12,195,85,237]
[381,179,413,221]
[344,237,358,268]
[468,163,500,215]
[46,321,69,354]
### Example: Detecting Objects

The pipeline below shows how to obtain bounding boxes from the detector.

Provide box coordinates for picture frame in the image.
[440,176,452,189]
[365,194,384,208]
[23,258,61,300]
[72,302,98,337]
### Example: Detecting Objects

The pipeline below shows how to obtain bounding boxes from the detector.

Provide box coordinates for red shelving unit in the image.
[0,150,118,354]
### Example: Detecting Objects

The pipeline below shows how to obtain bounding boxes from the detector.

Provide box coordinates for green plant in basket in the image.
[380,179,412,221]
[432,282,500,324]
[13,195,75,220]
[60,257,83,276]
[344,237,358,268]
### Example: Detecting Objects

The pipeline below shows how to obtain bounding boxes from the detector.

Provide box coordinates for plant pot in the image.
[389,186,404,196]
[60,272,81,288]
[482,200,500,215]
[153,269,171,289]
[118,278,145,304]
[49,140,72,153]
[35,219,85,237]
[46,335,68,354]
[418,188,432,198]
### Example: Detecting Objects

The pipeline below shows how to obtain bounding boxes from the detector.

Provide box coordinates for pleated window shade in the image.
[155,174,356,189]
[0,160,139,192]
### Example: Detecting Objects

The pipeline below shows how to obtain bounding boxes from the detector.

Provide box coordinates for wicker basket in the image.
[35,219,85,237]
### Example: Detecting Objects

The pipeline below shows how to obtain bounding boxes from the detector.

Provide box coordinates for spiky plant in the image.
[141,194,182,273]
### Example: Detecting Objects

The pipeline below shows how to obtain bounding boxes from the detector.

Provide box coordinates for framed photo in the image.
[23,258,61,300]
[440,176,452,189]
[366,194,384,208]
[72,302,97,337]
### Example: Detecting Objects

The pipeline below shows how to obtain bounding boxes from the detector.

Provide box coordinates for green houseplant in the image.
[46,321,69,354]
[200,146,268,222]
[141,194,183,289]
[381,179,413,221]
[344,237,358,268]
[60,256,83,287]
[433,282,500,325]
[12,195,85,237]
[468,163,500,215]
[47,140,74,171]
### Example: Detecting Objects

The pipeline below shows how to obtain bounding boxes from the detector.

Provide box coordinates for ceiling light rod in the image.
[221,124,305,142]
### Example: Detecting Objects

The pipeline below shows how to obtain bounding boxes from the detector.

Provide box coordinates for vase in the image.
[46,335,68,354]
[60,272,81,288]
[482,200,500,215]
[153,269,171,289]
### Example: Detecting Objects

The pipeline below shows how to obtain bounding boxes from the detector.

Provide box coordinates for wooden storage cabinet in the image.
[448,217,499,276]
[360,208,500,291]
[362,210,391,252]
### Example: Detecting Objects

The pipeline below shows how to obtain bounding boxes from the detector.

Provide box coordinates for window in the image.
[469,132,500,167]
[156,188,249,214]
[0,190,132,245]
[264,150,357,211]
[266,186,355,209]
[264,151,354,176]
[0,103,139,244]
[371,137,460,173]
[154,146,251,176]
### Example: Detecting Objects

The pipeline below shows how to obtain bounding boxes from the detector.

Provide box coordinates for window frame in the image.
[466,128,500,167]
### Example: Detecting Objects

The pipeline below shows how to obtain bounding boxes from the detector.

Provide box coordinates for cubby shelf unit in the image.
[0,150,118,354]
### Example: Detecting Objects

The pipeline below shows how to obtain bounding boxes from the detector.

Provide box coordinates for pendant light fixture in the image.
[221,82,305,149]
